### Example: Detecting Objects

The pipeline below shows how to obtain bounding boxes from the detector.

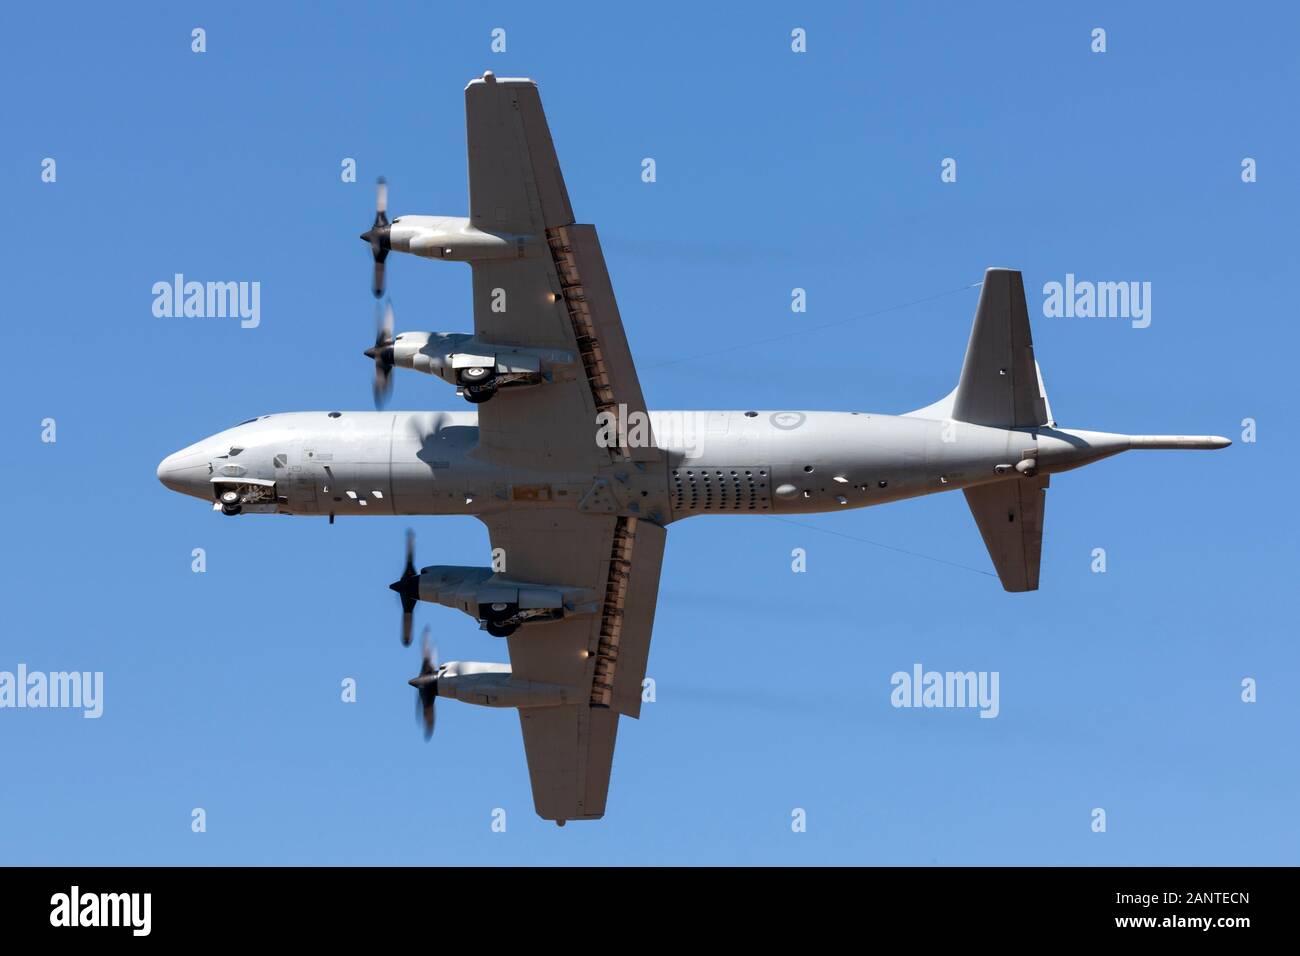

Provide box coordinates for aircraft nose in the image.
[156,446,211,497]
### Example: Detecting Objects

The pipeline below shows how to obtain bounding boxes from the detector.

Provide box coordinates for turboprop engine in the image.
[356,179,579,406]
[415,661,583,709]
[359,177,535,299]
[386,532,599,641]
[384,331,578,405]
[407,629,580,741]
[386,215,532,261]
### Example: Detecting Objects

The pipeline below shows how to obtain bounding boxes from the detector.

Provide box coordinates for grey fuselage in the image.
[156,409,1121,522]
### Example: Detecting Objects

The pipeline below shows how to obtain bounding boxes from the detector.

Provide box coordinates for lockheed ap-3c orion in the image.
[157,72,1230,824]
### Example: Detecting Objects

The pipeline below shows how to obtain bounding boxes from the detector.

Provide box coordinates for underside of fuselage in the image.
[162,407,955,522]
[157,405,1201,527]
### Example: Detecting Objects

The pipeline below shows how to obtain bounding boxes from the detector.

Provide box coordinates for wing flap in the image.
[548,225,658,462]
[596,518,666,719]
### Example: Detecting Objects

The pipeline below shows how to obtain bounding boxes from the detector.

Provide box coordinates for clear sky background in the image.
[2,1,1296,865]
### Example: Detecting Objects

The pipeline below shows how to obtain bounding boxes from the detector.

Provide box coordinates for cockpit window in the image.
[236,418,257,426]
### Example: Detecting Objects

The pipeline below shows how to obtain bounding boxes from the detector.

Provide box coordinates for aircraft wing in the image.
[463,75,657,468]
[478,509,666,822]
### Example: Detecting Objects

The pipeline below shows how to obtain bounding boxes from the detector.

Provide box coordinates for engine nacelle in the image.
[391,332,577,404]
[416,565,600,636]
[387,215,534,262]
[434,662,581,709]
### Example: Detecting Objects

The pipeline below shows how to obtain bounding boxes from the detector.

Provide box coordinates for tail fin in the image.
[915,269,1229,592]
[906,269,1051,589]
[952,268,1050,427]
[905,268,1053,427]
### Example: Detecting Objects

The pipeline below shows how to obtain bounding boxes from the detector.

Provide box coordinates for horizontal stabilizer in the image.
[964,475,1049,592]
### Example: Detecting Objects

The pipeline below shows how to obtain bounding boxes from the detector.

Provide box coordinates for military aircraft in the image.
[156,72,1230,824]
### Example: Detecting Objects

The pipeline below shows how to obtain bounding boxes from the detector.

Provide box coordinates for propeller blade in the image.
[420,625,438,672]
[363,177,391,299]
[370,300,395,409]
[420,689,436,740]
[389,528,419,647]
[372,373,390,410]
[412,625,437,740]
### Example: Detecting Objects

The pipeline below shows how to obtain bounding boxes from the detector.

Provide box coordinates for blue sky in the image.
[1,1,1296,865]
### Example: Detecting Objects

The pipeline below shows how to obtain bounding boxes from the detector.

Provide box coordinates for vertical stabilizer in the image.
[951,269,1050,428]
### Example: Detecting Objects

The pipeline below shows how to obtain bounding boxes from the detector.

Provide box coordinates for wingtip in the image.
[465,72,536,92]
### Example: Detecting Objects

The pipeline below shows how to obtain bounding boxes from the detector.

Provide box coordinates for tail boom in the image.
[1128,435,1232,450]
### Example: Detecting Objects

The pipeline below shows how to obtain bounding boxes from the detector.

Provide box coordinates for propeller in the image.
[360,177,390,298]
[408,626,438,740]
[388,528,419,646]
[363,299,395,408]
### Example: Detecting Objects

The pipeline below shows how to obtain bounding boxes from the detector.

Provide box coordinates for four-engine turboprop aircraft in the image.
[156,72,1230,824]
